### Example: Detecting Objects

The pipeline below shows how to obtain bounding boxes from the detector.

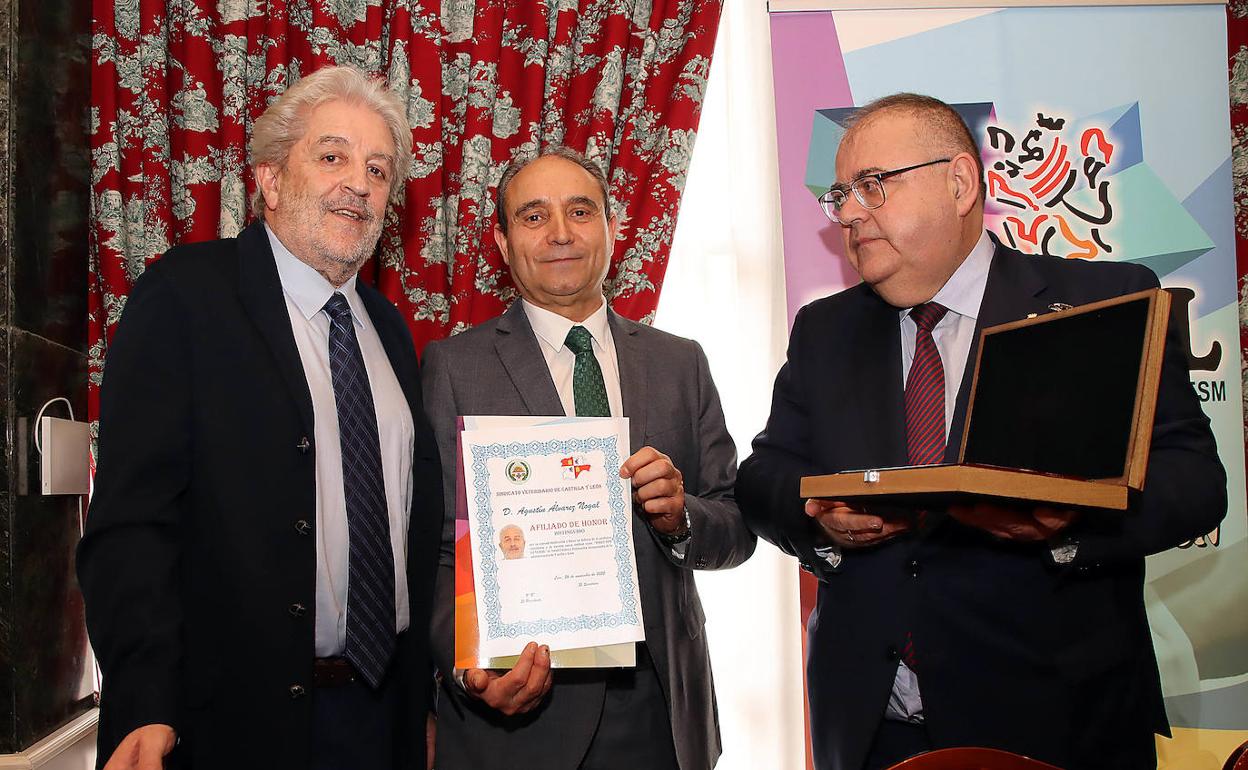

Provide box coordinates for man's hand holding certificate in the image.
[459,641,553,716]
[621,445,688,536]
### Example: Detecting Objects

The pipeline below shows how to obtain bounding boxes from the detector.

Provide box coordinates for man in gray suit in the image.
[422,147,755,770]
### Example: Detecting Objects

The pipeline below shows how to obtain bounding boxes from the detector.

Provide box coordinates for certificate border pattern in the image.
[469,436,639,642]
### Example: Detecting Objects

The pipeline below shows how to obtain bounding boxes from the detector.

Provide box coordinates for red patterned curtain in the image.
[88,0,722,423]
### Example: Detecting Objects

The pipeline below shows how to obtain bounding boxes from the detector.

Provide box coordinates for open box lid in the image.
[799,288,1172,511]
[956,287,1171,491]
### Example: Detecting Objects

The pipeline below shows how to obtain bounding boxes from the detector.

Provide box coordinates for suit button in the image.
[297,436,311,454]
[886,645,900,661]
[908,559,920,577]
[289,684,306,698]
[288,603,307,618]
[294,519,311,535]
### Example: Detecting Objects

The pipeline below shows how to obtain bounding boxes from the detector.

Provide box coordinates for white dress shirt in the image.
[267,226,414,657]
[521,298,623,419]
[899,229,994,429]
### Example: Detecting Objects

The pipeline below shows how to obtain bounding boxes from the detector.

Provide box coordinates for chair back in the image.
[1224,738,1248,770]
[888,747,1063,770]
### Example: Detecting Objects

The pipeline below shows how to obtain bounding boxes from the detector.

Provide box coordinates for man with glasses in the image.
[737,93,1225,770]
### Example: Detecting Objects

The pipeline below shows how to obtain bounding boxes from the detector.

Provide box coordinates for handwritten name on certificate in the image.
[461,417,644,659]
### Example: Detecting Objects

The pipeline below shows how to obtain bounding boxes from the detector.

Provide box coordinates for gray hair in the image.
[496,146,611,235]
[249,65,413,220]
[846,92,985,199]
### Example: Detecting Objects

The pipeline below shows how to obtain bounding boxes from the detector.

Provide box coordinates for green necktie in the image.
[564,325,610,417]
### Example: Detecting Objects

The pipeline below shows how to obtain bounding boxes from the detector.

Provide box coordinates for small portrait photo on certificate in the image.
[498,523,527,560]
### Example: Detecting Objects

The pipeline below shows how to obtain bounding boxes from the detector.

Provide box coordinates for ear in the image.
[255,163,281,213]
[950,152,981,217]
[493,223,511,265]
[606,212,620,249]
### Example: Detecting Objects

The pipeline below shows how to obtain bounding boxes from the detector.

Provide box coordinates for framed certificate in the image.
[455,416,644,667]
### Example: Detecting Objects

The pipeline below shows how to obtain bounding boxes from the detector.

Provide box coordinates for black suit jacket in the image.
[77,222,444,768]
[736,242,1226,770]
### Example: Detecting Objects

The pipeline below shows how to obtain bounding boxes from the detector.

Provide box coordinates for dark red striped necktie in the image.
[902,302,948,672]
[905,302,949,466]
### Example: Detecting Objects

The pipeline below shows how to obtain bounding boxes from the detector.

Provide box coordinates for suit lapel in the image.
[976,241,1050,328]
[855,292,908,467]
[945,241,1049,461]
[608,310,646,452]
[236,222,316,435]
[357,284,418,417]
[495,302,565,416]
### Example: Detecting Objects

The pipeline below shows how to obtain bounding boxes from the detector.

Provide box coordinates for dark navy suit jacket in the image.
[737,242,1226,770]
[79,222,443,768]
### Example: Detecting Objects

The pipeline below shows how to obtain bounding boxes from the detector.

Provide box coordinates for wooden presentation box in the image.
[800,288,1172,512]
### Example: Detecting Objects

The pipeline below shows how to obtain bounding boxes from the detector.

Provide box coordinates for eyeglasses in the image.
[818,158,952,224]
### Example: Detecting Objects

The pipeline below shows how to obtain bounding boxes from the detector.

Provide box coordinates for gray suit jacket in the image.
[422,301,755,770]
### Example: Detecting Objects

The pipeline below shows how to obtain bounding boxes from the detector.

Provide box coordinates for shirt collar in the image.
[904,229,994,322]
[522,296,610,352]
[266,224,365,327]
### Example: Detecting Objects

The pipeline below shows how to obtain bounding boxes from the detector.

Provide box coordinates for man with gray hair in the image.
[423,146,755,769]
[79,65,442,769]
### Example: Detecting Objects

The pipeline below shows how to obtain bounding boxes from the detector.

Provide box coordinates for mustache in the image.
[322,195,376,222]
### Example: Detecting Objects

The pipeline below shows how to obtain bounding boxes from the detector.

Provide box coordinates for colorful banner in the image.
[770,6,1246,768]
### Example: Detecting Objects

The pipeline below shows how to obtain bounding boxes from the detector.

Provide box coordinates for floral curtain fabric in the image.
[89,0,722,422]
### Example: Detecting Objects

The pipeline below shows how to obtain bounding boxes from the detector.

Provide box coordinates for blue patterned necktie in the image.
[565,325,610,417]
[323,292,395,688]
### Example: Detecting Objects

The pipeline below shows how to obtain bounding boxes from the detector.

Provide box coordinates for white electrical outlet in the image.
[40,416,90,495]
